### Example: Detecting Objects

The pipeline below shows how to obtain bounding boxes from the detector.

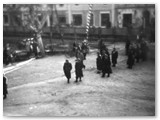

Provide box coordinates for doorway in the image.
[123,14,132,28]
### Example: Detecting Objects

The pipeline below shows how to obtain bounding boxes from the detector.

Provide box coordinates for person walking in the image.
[127,46,135,69]
[111,48,118,67]
[75,59,85,82]
[101,54,112,77]
[63,60,72,83]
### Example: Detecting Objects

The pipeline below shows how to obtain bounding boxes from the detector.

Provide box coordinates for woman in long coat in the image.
[101,54,112,77]
[75,59,85,82]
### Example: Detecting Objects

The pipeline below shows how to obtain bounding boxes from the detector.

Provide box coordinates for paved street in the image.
[3,43,155,116]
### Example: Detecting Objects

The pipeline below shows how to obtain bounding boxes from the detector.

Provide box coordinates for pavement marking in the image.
[8,76,66,91]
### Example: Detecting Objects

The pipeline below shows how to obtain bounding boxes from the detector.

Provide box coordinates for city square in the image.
[3,4,155,117]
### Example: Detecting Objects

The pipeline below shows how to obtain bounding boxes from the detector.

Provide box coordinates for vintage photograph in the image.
[3,4,155,116]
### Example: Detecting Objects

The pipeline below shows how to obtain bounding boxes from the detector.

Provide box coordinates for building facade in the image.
[3,4,155,29]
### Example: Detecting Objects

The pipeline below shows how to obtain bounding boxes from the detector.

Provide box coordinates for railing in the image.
[3,26,144,41]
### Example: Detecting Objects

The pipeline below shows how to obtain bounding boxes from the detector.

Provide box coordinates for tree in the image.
[4,4,49,57]
[21,4,48,57]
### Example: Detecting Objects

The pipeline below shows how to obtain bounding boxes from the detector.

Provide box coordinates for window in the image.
[72,14,82,26]
[90,13,94,26]
[100,13,110,27]
[59,16,66,24]
[123,14,132,28]
[3,14,9,25]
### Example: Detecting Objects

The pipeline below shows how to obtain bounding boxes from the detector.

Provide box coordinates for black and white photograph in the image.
[3,3,155,117]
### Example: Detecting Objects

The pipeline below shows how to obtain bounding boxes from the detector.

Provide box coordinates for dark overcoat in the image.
[75,61,84,78]
[63,62,72,79]
[127,49,135,66]
[3,76,8,96]
[101,56,112,74]
[112,50,118,64]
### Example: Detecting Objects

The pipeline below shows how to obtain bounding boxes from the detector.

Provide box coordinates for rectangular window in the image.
[72,14,82,26]
[90,13,94,26]
[101,13,110,27]
[3,14,9,25]
[59,16,66,24]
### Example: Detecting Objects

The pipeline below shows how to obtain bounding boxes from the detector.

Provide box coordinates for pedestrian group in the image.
[3,36,150,99]
[63,36,149,84]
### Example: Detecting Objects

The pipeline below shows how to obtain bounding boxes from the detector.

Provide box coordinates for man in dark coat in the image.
[3,74,8,99]
[127,47,135,69]
[75,59,85,82]
[63,60,72,83]
[101,54,112,77]
[96,52,102,73]
[77,50,86,69]
[111,48,118,67]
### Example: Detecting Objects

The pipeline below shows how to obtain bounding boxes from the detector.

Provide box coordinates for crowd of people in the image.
[96,39,118,78]
[63,39,119,83]
[63,40,89,83]
[3,36,150,99]
[126,37,149,69]
[63,36,150,84]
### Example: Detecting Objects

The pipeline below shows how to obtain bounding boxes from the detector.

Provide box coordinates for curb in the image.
[3,58,35,74]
